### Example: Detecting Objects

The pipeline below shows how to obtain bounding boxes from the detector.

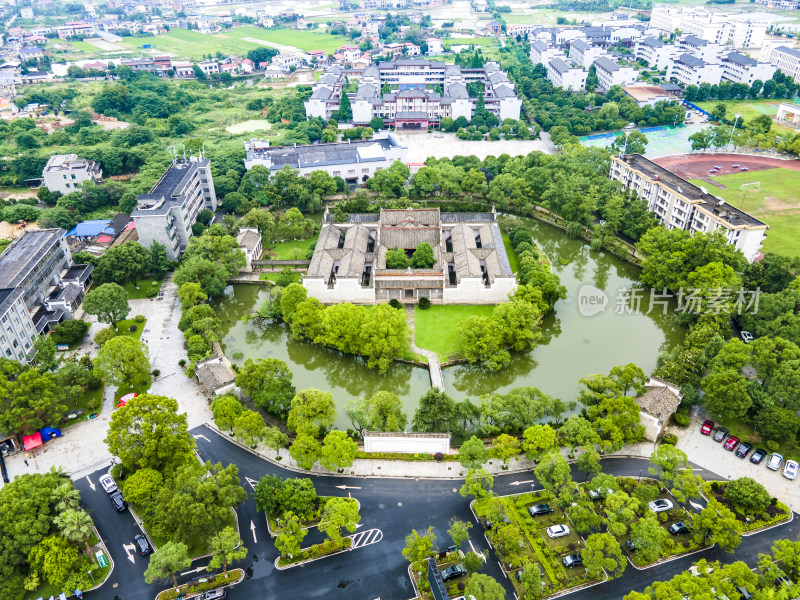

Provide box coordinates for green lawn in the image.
[62,384,105,427]
[688,167,800,256]
[694,99,795,134]
[121,275,164,300]
[265,235,318,260]
[110,26,346,60]
[259,271,302,284]
[111,318,146,341]
[502,232,519,273]
[25,563,111,600]
[414,304,496,361]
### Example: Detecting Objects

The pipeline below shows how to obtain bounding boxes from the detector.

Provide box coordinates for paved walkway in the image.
[0,275,212,486]
[404,306,444,390]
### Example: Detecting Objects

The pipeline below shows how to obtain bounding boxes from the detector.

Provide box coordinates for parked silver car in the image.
[767,453,784,471]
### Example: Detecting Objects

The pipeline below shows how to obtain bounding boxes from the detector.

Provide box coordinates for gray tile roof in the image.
[640,36,663,49]
[678,53,705,68]
[548,57,573,74]
[0,229,65,289]
[724,52,757,67]
[0,287,23,316]
[571,39,591,52]
[776,45,800,59]
[594,56,620,73]
[683,35,708,47]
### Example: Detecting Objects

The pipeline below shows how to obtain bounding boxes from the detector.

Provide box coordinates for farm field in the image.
[688,167,800,256]
[50,26,347,61]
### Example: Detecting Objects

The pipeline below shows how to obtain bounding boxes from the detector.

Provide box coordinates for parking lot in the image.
[675,419,800,513]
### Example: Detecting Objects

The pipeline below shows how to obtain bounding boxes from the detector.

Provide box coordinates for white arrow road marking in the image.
[509,480,534,486]
[192,434,211,443]
[122,543,136,564]
[86,476,95,491]
[335,485,362,490]
[468,539,486,561]
[180,565,207,576]
[245,477,258,490]
[250,520,258,544]
[348,528,383,549]
[689,500,704,511]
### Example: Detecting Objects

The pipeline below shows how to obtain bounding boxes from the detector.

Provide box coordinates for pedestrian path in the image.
[404,306,444,390]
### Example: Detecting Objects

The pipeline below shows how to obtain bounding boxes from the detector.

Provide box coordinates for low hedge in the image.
[277,537,352,566]
[354,451,459,462]
[156,570,242,600]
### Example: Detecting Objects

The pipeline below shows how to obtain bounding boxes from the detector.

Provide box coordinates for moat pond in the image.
[214,217,686,430]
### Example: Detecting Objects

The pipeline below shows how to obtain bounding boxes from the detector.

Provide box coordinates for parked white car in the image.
[767,453,784,471]
[99,474,118,494]
[784,460,799,480]
[648,499,674,513]
[546,524,570,538]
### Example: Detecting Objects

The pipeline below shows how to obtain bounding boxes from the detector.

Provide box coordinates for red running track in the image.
[653,153,800,180]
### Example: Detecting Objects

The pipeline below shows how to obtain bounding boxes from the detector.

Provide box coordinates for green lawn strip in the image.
[110,318,146,341]
[121,275,164,300]
[156,570,242,600]
[138,505,235,558]
[689,168,800,257]
[259,271,302,284]
[265,235,319,260]
[502,231,520,273]
[61,384,105,426]
[443,37,497,46]
[413,304,496,361]
[277,537,353,567]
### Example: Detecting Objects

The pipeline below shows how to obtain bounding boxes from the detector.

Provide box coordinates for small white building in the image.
[593,56,638,93]
[720,52,776,85]
[777,103,800,128]
[197,61,219,75]
[425,37,443,55]
[42,154,104,195]
[237,227,263,271]
[546,57,586,92]
[668,54,723,87]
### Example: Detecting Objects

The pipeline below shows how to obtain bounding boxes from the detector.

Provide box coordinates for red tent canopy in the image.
[22,432,43,451]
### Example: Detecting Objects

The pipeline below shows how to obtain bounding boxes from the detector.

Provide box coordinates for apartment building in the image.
[0,288,35,363]
[132,157,217,260]
[42,154,103,195]
[677,35,723,63]
[610,154,767,262]
[546,58,587,92]
[569,39,607,70]
[593,56,638,93]
[650,6,767,48]
[667,54,723,86]
[634,37,676,71]
[244,134,407,184]
[720,52,776,85]
[765,45,800,84]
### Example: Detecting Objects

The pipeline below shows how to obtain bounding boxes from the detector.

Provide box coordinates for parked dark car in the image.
[110,491,127,512]
[750,449,768,464]
[133,534,151,556]
[528,504,554,517]
[735,442,753,458]
[562,553,583,568]
[713,427,729,442]
[441,564,466,581]
[668,521,689,535]
[626,539,635,551]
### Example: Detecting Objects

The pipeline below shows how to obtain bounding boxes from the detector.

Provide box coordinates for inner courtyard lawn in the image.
[689,167,800,256]
[414,304,496,361]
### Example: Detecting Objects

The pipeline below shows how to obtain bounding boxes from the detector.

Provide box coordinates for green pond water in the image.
[215,217,686,429]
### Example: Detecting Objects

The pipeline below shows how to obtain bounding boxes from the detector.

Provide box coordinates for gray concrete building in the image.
[0,288,36,363]
[42,154,103,195]
[131,157,217,260]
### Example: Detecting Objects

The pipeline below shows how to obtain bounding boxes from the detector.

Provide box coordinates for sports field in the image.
[53,26,346,60]
[688,167,800,256]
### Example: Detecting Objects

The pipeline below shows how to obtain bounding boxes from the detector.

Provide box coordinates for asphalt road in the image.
[78,426,796,600]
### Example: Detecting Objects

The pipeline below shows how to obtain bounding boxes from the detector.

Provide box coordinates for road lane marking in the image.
[86,475,95,491]
[250,520,258,544]
[122,543,136,564]
[193,434,211,442]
